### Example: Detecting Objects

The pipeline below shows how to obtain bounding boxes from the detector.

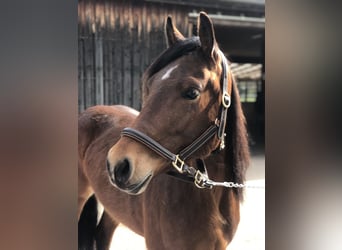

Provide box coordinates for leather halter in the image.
[121,50,231,188]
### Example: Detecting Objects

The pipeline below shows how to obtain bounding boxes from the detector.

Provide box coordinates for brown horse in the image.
[79,12,249,249]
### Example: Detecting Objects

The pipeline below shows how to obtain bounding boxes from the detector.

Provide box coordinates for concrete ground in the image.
[229,151,265,250]
[109,150,265,250]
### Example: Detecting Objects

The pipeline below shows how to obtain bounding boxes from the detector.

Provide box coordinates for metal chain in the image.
[195,173,265,189]
[193,169,264,189]
[205,180,265,189]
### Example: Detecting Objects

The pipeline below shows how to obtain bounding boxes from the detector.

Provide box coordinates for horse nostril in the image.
[114,158,131,187]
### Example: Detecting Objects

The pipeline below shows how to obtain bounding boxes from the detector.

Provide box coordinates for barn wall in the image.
[78,0,191,112]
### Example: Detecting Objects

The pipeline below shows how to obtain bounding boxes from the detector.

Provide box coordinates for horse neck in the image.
[203,151,229,184]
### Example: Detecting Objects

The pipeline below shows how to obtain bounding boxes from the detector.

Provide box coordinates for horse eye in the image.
[182,88,200,100]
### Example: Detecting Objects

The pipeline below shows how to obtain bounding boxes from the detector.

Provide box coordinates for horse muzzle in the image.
[106,156,153,195]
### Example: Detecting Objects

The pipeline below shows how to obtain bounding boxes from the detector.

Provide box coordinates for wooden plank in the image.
[95,33,104,105]
[122,2,132,106]
[102,1,108,105]
[108,1,115,105]
[104,35,113,105]
[113,3,122,105]
[82,0,94,110]
[132,6,141,110]
[102,34,108,105]
[78,38,85,112]
[103,1,110,105]
[140,4,148,78]
[78,0,86,112]
[139,5,146,105]
[94,1,104,105]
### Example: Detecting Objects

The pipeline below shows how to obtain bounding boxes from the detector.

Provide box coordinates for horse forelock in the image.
[142,37,201,100]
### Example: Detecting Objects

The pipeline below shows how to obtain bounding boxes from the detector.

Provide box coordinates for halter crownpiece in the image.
[217,49,231,150]
[121,48,231,189]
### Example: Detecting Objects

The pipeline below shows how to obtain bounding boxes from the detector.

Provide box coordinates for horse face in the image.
[107,13,228,195]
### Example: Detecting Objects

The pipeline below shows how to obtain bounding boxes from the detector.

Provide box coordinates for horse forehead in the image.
[158,57,208,82]
[161,64,178,80]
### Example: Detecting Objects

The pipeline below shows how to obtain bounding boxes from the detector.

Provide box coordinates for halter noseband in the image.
[121,50,231,188]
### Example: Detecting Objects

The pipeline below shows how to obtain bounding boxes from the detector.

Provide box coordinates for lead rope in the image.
[192,159,265,189]
[197,178,265,189]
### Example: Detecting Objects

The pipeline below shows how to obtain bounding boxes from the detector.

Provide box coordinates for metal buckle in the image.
[222,92,231,108]
[172,155,185,173]
[219,138,226,150]
[214,118,220,127]
[194,171,212,189]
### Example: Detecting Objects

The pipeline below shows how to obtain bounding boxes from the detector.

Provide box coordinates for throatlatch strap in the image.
[217,50,231,150]
[178,124,218,160]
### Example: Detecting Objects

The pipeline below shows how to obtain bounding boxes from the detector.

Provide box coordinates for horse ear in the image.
[198,12,217,60]
[165,16,185,47]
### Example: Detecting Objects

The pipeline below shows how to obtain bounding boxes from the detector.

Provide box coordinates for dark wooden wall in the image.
[78,0,191,112]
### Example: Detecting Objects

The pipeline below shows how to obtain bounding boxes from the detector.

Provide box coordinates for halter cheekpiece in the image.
[121,47,231,189]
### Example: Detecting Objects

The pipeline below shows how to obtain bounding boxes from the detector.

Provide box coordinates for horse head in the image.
[107,12,235,195]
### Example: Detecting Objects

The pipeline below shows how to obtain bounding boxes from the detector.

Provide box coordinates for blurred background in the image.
[2,0,342,249]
